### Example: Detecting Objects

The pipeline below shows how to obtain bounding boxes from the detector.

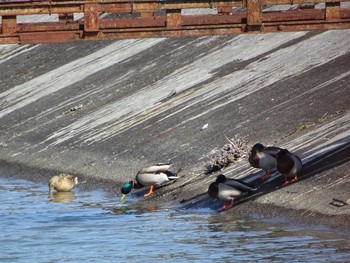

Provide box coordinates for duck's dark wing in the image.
[163,170,178,180]
[208,182,219,199]
[133,181,145,189]
[294,154,302,164]
[224,179,257,192]
[264,146,285,157]
[248,153,259,168]
[276,153,294,173]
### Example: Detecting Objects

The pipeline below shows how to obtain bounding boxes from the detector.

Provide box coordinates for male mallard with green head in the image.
[208,174,257,211]
[275,149,302,186]
[248,143,283,180]
[120,163,178,201]
[48,173,78,194]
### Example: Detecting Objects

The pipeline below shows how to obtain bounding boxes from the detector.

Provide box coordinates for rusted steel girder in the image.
[0,0,350,44]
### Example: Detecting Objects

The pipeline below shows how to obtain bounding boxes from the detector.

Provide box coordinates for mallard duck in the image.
[48,173,78,193]
[208,174,257,211]
[275,149,302,186]
[120,163,179,201]
[248,143,283,179]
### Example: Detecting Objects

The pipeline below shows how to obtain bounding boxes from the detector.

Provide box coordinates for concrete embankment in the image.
[1,30,350,230]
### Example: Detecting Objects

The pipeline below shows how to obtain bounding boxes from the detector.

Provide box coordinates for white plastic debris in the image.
[201,123,209,131]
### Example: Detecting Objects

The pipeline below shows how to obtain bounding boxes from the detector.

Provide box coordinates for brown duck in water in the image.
[48,173,78,194]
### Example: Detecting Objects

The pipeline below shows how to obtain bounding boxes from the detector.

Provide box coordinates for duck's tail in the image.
[165,170,180,180]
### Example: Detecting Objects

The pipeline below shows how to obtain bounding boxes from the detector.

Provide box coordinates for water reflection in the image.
[109,201,161,215]
[49,191,76,203]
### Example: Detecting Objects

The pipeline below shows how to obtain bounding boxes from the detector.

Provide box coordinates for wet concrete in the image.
[0,30,350,230]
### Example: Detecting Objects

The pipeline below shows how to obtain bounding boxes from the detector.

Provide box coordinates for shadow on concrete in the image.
[179,136,350,211]
[299,137,350,181]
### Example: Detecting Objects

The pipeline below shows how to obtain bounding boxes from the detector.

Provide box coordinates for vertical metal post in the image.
[246,0,262,31]
[84,3,100,32]
[326,2,341,20]
[166,10,181,27]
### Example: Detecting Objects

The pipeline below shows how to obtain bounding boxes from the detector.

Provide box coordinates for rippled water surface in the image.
[1,177,349,263]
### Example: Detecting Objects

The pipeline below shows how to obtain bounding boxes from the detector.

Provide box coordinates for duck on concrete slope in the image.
[248,143,302,185]
[275,149,303,186]
[120,163,179,201]
[248,143,284,180]
[208,174,257,211]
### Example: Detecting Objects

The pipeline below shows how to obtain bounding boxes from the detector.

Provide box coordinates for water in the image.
[1,177,349,263]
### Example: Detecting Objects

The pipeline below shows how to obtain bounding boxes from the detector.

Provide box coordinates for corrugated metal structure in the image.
[1,0,350,43]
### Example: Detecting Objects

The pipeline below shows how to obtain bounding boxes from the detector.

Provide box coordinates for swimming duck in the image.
[248,143,283,180]
[48,173,78,194]
[275,149,302,186]
[208,174,257,211]
[120,163,178,201]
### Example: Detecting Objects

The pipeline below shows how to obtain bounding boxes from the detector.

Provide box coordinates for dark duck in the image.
[208,174,257,211]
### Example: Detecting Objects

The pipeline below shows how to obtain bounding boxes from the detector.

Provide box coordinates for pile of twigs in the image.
[207,134,249,173]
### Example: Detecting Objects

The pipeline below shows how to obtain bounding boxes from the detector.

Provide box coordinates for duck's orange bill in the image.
[120,194,126,202]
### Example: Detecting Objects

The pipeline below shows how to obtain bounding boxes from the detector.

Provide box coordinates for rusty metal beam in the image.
[0,5,83,16]
[264,20,350,32]
[1,0,350,44]
[19,31,81,43]
[100,17,166,28]
[262,0,346,4]
[2,15,17,34]
[17,21,79,32]
[263,9,325,22]
[181,14,246,26]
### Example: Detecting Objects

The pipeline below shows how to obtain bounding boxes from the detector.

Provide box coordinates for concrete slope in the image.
[0,30,350,229]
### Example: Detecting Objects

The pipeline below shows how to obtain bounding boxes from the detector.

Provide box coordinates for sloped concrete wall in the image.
[1,30,350,228]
